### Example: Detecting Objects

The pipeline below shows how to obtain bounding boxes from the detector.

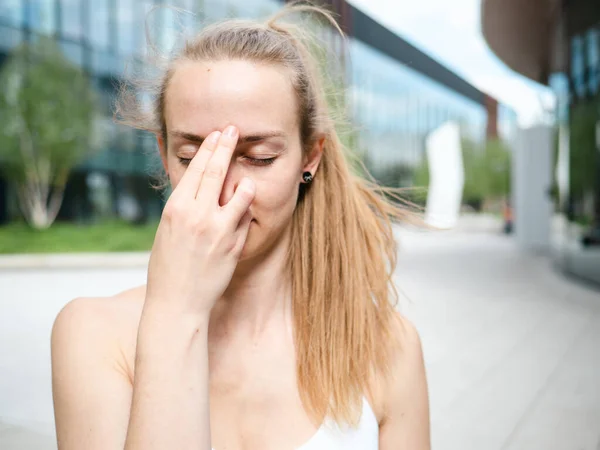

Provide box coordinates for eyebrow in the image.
[169,130,287,145]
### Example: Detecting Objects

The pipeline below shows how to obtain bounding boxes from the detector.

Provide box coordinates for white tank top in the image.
[213,397,379,450]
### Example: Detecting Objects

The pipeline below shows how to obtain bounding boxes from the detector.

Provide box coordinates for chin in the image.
[238,221,276,262]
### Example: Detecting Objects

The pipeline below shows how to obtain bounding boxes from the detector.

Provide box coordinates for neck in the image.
[211,227,293,338]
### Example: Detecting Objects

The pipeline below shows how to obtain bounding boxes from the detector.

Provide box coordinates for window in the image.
[203,0,227,22]
[179,0,197,33]
[159,6,184,54]
[117,0,135,55]
[0,25,24,51]
[586,28,599,94]
[60,0,82,38]
[30,0,56,34]
[571,36,586,98]
[60,40,83,65]
[137,0,157,54]
[91,50,118,76]
[88,0,110,49]
[0,0,23,26]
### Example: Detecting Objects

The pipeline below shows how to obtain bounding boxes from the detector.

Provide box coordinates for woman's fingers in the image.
[172,126,252,230]
[176,131,222,197]
[224,177,256,227]
[198,126,238,204]
[232,209,254,258]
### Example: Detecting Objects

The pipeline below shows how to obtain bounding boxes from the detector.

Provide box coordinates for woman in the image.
[51,4,430,449]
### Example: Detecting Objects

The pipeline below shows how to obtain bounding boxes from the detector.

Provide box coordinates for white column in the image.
[512,126,554,251]
[425,121,464,229]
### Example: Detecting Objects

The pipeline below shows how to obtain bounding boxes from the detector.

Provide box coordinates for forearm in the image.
[125,307,211,450]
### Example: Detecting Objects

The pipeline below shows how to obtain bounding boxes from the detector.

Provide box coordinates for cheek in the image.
[165,152,190,189]
[167,166,185,190]
[253,170,300,218]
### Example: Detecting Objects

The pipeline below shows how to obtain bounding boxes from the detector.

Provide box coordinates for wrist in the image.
[141,299,212,327]
[137,305,211,349]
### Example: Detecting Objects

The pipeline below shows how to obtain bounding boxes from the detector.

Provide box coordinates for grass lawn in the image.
[0,220,159,254]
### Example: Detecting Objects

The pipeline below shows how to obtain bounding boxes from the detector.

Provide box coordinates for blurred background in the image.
[1,0,599,449]
[0,0,598,285]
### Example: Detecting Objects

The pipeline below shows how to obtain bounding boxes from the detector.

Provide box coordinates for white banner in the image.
[425,121,464,228]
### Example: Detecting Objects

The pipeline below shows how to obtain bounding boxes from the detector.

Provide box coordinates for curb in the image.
[0,252,150,270]
[0,216,503,270]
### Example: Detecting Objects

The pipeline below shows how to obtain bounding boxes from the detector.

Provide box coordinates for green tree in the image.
[569,98,598,199]
[483,138,511,199]
[413,157,429,188]
[458,139,486,207]
[0,37,99,229]
[414,137,511,210]
[373,163,414,188]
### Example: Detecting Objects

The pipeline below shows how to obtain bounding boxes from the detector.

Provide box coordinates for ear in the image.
[302,134,325,178]
[156,133,169,177]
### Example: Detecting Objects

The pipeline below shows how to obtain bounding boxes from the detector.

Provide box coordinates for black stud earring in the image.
[302,171,313,183]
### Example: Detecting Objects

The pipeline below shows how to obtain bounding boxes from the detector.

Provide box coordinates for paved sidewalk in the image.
[394,228,600,450]
[1,224,599,449]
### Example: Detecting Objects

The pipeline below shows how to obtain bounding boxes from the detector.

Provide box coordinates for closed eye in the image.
[243,156,276,166]
[177,156,276,167]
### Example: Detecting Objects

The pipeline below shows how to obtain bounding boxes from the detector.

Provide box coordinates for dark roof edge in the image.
[349,4,487,105]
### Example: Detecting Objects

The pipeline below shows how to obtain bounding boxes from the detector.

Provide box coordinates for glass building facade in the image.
[348,38,491,178]
[551,15,600,286]
[0,0,509,224]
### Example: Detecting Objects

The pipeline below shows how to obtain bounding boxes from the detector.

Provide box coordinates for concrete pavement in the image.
[1,221,599,449]
[394,227,600,450]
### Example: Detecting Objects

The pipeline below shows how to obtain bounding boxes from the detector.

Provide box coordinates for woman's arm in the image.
[379,315,431,450]
[52,126,254,450]
[51,298,212,450]
[124,306,211,450]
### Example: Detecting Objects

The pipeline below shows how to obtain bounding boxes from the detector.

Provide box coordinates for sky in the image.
[347,0,557,127]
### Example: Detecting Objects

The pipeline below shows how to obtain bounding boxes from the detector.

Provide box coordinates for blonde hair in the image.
[116,2,416,427]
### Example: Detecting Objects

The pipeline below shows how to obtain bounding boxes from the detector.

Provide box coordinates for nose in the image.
[218,162,243,207]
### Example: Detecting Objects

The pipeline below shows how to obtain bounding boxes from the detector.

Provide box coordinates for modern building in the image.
[482,0,600,285]
[0,0,513,225]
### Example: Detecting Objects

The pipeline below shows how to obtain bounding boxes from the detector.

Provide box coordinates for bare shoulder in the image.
[53,285,146,339]
[375,312,430,450]
[391,311,424,364]
[51,287,146,449]
[51,285,146,380]
[370,313,425,407]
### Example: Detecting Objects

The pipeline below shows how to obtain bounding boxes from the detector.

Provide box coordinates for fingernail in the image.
[224,125,238,138]
[208,131,221,143]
